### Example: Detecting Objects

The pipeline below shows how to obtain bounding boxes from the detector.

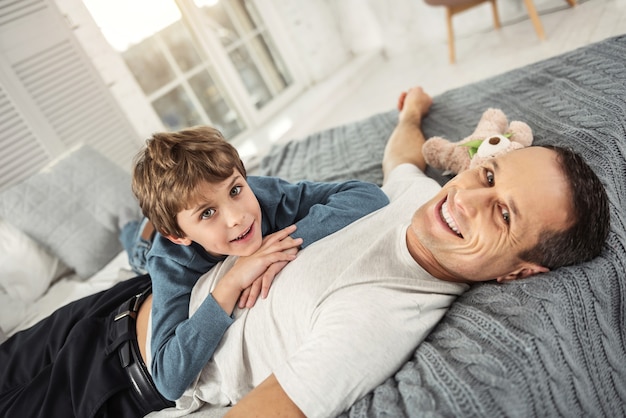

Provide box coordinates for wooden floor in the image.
[307,0,626,135]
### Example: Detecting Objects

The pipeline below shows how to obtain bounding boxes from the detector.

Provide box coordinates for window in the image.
[194,0,292,109]
[83,0,295,140]
[121,19,245,137]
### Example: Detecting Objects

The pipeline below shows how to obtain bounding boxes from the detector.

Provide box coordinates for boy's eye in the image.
[201,208,216,220]
[501,207,510,224]
[230,185,242,197]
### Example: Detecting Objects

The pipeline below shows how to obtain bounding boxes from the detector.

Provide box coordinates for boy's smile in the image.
[231,224,253,242]
[228,222,258,249]
[169,172,263,257]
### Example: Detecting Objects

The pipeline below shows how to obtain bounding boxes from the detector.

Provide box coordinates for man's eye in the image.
[230,185,242,197]
[201,208,215,220]
[486,170,495,186]
[501,207,510,224]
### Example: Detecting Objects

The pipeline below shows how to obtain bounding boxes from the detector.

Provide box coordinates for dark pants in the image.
[0,275,173,418]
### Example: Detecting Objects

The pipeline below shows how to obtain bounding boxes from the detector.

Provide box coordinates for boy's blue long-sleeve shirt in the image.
[147,176,388,400]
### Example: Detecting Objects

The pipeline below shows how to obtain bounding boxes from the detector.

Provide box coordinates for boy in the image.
[123,126,389,401]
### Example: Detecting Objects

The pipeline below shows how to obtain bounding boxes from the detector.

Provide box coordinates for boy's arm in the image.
[250,177,388,247]
[382,87,433,184]
[291,180,389,246]
[148,239,232,401]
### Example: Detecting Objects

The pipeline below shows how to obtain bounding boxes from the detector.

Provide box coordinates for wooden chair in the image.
[424,0,501,64]
[425,0,578,64]
[520,0,577,41]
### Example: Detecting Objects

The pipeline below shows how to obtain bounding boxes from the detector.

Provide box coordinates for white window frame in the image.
[175,0,306,133]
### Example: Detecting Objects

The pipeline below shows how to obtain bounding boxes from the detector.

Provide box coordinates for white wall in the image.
[264,0,355,83]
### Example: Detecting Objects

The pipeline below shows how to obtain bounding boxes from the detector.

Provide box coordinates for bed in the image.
[1,34,625,417]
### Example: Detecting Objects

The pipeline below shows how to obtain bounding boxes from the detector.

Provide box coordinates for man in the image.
[160,87,609,417]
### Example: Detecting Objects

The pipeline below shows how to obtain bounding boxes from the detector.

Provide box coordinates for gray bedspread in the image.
[257,35,626,417]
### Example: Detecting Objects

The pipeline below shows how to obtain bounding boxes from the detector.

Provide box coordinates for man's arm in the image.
[225,374,305,418]
[382,87,433,184]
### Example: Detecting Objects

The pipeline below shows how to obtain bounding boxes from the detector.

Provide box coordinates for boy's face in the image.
[170,171,263,257]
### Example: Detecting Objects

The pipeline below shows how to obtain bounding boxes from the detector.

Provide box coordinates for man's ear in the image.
[496,263,550,283]
[165,234,192,246]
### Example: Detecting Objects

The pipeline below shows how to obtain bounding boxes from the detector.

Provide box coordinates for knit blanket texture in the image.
[257,35,626,417]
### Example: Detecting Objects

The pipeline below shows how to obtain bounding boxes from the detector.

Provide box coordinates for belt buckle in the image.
[114,310,135,321]
[114,293,143,321]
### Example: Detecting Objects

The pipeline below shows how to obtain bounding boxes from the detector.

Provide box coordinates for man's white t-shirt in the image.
[178,164,468,417]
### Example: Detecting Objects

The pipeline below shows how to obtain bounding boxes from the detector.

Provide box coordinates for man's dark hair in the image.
[519,145,610,269]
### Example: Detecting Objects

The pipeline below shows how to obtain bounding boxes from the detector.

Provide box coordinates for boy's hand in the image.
[213,225,302,315]
[238,246,298,308]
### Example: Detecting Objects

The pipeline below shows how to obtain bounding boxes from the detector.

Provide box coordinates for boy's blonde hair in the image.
[132,126,246,238]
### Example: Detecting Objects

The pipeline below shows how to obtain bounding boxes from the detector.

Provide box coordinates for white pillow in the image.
[0,218,70,335]
[0,218,68,302]
[0,145,141,278]
[0,292,27,339]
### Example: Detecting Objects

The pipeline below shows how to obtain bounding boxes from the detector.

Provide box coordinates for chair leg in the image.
[490,0,501,29]
[565,0,577,6]
[523,0,546,40]
[446,7,455,64]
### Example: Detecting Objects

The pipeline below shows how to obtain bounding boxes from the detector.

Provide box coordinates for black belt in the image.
[106,286,174,411]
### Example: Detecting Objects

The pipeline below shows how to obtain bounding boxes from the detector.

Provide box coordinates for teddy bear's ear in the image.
[508,121,533,147]
[468,108,508,139]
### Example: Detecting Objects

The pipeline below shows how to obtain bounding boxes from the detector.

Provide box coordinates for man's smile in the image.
[440,198,463,238]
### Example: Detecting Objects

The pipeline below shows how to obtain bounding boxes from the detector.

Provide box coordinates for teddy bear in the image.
[420,108,534,175]
[396,92,534,175]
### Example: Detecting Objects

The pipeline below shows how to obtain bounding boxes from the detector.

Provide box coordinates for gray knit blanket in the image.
[257,35,626,417]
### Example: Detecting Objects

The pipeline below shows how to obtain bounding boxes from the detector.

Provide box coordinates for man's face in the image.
[171,171,263,257]
[407,147,572,283]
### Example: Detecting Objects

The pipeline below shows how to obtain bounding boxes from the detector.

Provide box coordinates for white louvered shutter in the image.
[0,0,141,191]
